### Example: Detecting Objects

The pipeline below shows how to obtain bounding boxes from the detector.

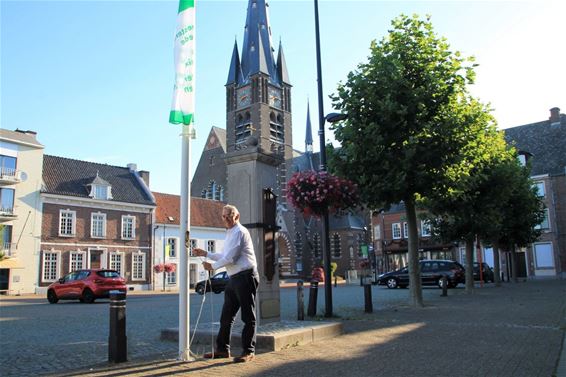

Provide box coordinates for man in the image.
[192,204,259,363]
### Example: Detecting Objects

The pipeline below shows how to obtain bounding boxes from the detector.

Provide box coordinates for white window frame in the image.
[403,222,408,238]
[167,265,177,285]
[109,251,125,277]
[42,250,61,282]
[331,233,341,259]
[167,238,178,258]
[69,250,86,272]
[121,215,136,240]
[421,220,432,237]
[131,251,146,281]
[534,181,545,198]
[392,223,401,239]
[533,242,554,269]
[373,224,381,240]
[535,208,550,231]
[59,209,76,237]
[90,212,107,238]
[206,240,216,253]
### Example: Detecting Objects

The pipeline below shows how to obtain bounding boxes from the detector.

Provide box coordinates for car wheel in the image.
[386,278,398,289]
[47,290,59,304]
[82,289,95,304]
[213,289,222,294]
[196,285,205,295]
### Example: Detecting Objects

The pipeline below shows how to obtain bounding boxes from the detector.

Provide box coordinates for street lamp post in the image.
[313,0,347,318]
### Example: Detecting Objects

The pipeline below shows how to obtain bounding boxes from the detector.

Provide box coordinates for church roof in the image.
[227,0,287,86]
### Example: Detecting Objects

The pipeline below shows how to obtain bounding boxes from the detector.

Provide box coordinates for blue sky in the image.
[2,0,564,195]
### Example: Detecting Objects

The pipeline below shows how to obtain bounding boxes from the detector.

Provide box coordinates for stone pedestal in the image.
[225,146,282,324]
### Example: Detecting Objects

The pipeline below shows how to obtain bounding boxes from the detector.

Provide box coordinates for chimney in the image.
[127,163,137,172]
[139,170,150,186]
[549,107,560,125]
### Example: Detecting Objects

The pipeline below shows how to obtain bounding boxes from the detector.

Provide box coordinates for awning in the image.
[0,258,25,269]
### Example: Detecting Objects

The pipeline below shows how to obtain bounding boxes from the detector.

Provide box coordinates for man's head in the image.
[222,205,240,229]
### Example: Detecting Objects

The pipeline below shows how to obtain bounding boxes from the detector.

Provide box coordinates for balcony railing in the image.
[0,207,17,222]
[0,167,22,185]
[1,242,17,257]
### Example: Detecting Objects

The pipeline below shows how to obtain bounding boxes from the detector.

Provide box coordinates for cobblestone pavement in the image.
[2,280,565,376]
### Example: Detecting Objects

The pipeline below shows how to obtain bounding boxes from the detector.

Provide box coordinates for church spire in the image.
[240,0,278,83]
[226,39,243,86]
[305,101,313,153]
[276,41,290,85]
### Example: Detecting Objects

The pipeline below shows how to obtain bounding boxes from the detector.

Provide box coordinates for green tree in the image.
[424,145,516,293]
[330,14,499,307]
[483,158,545,284]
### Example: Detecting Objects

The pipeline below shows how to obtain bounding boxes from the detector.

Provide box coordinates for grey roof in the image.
[504,113,566,176]
[90,173,111,186]
[329,212,366,230]
[239,0,279,84]
[42,155,155,205]
[0,129,44,148]
[292,151,319,173]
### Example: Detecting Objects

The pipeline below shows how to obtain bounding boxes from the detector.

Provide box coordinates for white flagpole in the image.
[169,0,196,361]
[179,124,192,361]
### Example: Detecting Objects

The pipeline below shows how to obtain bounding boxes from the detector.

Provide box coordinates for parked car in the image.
[473,262,494,283]
[47,269,126,304]
[194,271,229,295]
[378,260,465,289]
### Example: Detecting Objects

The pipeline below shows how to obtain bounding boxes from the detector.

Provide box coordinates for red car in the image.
[47,269,127,304]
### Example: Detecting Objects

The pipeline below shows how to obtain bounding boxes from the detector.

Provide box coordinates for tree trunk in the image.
[493,242,501,287]
[511,245,518,283]
[465,237,474,294]
[405,198,424,307]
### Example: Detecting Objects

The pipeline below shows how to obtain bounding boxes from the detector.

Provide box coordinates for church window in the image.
[331,233,341,258]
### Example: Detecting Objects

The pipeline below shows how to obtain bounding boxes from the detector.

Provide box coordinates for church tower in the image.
[225,0,292,202]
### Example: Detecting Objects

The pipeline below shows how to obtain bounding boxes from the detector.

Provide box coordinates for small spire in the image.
[277,41,290,85]
[226,40,243,86]
[305,101,313,153]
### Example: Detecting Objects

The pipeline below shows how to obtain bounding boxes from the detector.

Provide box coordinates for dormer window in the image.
[88,172,113,200]
[94,185,109,199]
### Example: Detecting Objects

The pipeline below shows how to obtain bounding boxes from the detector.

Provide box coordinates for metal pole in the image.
[313,0,333,318]
[178,124,192,361]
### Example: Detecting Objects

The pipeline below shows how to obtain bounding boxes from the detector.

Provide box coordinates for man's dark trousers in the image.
[217,269,259,355]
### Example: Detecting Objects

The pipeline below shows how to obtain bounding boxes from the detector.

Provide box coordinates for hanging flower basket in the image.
[154,264,165,273]
[286,170,359,217]
[164,263,176,273]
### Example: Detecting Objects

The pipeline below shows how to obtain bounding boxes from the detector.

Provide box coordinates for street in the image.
[0,284,493,376]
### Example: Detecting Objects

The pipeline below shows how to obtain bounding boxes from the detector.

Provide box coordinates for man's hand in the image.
[193,248,207,257]
[202,261,213,271]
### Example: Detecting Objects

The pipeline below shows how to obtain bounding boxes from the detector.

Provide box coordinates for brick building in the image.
[39,156,156,292]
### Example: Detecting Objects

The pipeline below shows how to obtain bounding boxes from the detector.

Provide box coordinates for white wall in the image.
[152,223,226,291]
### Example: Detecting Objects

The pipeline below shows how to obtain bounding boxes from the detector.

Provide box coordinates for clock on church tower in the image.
[237,85,252,108]
[268,86,282,109]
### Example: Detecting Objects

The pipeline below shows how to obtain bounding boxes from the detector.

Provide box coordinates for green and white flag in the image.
[169,0,195,125]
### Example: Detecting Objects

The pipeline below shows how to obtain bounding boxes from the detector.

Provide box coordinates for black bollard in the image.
[109,291,127,363]
[297,280,305,321]
[334,275,337,288]
[364,283,373,313]
[441,276,448,297]
[307,281,318,317]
